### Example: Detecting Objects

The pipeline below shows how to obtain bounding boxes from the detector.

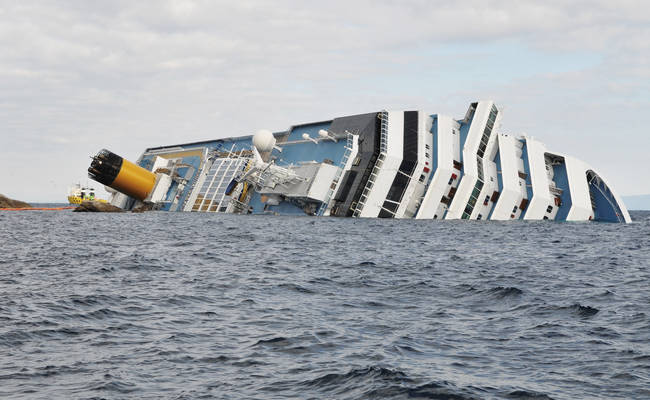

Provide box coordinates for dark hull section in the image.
[587,170,626,223]
[379,111,419,218]
[330,112,381,217]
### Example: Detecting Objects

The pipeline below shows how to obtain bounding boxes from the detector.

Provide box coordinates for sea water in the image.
[1,210,649,399]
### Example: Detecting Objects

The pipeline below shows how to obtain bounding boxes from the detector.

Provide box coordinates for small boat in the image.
[67,184,107,204]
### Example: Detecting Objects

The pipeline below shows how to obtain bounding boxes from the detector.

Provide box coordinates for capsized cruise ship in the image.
[88,100,631,222]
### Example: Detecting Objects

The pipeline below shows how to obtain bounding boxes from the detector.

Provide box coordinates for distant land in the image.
[0,194,31,208]
[622,195,650,210]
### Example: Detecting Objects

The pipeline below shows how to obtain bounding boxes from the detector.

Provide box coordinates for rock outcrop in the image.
[131,202,157,213]
[0,194,31,208]
[73,200,124,213]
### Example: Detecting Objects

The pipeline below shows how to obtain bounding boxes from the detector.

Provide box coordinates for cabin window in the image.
[425,144,430,150]
[477,214,482,220]
[513,206,518,213]
[448,178,453,185]
[425,152,430,158]
[419,174,426,182]
[546,205,553,213]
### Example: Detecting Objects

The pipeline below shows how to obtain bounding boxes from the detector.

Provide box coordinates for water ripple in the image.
[0,210,648,399]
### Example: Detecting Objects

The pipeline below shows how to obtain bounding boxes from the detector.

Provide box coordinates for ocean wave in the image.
[1,210,648,399]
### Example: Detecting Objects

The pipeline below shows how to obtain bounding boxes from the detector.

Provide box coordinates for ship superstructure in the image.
[89,100,631,222]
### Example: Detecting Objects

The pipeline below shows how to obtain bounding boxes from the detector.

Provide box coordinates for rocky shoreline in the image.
[72,200,158,213]
[73,200,124,212]
[0,195,154,213]
[0,194,32,208]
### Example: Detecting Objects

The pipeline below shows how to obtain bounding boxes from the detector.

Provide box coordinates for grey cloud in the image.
[0,0,648,201]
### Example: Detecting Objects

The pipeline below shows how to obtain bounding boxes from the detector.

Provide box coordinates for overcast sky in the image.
[1,0,649,202]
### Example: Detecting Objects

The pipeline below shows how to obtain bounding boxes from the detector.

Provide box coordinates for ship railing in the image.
[180,145,224,211]
[186,143,254,212]
[317,131,355,216]
[206,145,240,212]
[379,110,388,153]
[352,152,386,217]
[352,111,389,217]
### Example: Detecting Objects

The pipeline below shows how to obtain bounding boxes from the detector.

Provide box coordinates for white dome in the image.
[252,129,276,152]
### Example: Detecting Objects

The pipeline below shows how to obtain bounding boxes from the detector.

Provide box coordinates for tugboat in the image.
[67,184,106,204]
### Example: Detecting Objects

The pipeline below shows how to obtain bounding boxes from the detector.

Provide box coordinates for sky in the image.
[1,0,649,202]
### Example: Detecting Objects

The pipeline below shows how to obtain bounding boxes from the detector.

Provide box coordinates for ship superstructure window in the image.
[461,104,498,220]
[477,105,497,158]
[462,180,484,219]
[192,157,250,213]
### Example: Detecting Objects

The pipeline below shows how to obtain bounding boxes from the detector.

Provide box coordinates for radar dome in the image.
[253,129,276,152]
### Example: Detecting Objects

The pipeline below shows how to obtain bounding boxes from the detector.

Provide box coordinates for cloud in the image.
[0,0,648,200]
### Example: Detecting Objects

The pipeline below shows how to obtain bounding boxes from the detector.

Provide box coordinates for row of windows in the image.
[477,107,498,159]
[462,180,484,219]
[454,106,499,220]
